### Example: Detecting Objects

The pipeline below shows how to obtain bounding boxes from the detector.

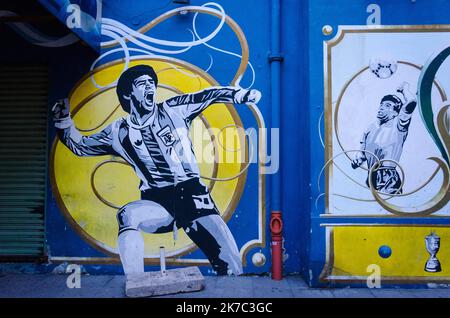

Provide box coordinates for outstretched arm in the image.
[351,130,369,169]
[396,82,417,131]
[52,99,115,157]
[164,86,261,121]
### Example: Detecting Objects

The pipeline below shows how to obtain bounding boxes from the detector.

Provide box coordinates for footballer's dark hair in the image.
[116,64,158,113]
[381,94,403,113]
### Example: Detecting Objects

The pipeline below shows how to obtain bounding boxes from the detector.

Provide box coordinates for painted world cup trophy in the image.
[425,232,441,273]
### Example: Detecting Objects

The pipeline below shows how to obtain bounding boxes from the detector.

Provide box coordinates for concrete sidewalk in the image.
[1,273,450,298]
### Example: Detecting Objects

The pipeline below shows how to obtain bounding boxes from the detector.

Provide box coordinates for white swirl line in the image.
[318,111,325,148]
[100,3,226,48]
[192,4,255,88]
[90,28,130,89]
[102,24,194,55]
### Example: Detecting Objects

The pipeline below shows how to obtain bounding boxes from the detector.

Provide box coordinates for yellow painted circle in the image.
[50,57,247,258]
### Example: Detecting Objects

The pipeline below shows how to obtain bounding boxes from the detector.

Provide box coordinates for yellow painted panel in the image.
[333,226,450,277]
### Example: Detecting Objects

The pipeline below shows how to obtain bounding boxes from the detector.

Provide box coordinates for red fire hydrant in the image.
[270,211,283,280]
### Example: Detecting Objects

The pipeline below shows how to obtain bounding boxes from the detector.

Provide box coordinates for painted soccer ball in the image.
[378,245,392,259]
[369,58,398,79]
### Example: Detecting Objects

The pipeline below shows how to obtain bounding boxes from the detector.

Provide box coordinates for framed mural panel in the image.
[320,25,450,284]
[322,25,450,217]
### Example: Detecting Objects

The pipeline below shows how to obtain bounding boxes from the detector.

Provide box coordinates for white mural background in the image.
[327,30,450,215]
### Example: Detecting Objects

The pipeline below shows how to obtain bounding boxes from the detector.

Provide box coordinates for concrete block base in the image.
[125,266,205,298]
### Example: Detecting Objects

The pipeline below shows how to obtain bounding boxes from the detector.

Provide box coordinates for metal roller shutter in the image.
[0,64,48,261]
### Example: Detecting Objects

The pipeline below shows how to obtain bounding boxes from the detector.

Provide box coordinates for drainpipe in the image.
[269,0,283,281]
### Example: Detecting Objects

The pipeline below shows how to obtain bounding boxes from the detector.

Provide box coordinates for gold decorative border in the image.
[240,102,267,265]
[321,25,450,285]
[323,24,450,218]
[319,223,450,284]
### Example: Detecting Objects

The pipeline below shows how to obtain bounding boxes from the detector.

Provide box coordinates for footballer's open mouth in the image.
[377,111,385,119]
[144,92,154,104]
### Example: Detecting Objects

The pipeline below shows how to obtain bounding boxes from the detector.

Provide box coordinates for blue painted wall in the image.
[38,0,311,276]
[279,0,310,276]
[3,0,450,286]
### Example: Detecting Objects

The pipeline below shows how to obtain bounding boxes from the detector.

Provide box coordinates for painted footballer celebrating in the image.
[351,81,417,194]
[52,64,261,276]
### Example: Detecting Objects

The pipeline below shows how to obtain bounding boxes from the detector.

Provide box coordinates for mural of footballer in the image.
[52,64,261,276]
[351,81,417,194]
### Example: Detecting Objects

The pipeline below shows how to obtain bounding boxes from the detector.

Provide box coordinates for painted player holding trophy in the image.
[351,81,417,194]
